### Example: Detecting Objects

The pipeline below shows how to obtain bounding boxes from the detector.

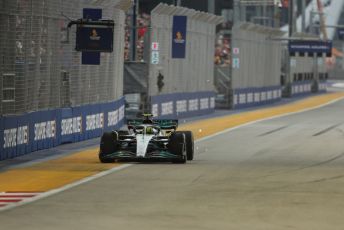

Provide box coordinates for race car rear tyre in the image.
[168,132,186,164]
[181,131,194,161]
[99,132,118,163]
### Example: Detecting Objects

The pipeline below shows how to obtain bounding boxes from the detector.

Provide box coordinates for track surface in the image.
[1,94,344,229]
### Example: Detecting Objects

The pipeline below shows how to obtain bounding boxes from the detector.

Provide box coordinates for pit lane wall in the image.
[233,86,282,109]
[151,92,215,119]
[148,4,222,118]
[231,23,284,109]
[0,98,125,161]
[289,54,328,96]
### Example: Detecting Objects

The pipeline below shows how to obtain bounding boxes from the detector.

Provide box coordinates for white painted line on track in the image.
[1,95,344,212]
[195,96,344,143]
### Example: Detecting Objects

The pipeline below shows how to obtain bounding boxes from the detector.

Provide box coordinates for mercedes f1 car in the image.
[99,114,194,164]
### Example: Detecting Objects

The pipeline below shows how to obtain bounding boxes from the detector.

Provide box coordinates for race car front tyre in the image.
[99,132,118,163]
[181,131,194,161]
[168,132,186,164]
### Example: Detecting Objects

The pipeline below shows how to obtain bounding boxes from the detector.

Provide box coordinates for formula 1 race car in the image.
[99,114,194,164]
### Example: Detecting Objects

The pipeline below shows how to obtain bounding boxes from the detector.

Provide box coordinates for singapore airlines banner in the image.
[172,16,187,59]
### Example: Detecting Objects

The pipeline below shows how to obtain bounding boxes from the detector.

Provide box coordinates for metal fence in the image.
[0,0,129,116]
[148,3,223,97]
[231,22,284,89]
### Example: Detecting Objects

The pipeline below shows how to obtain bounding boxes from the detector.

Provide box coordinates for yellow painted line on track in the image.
[0,92,344,193]
[0,148,121,192]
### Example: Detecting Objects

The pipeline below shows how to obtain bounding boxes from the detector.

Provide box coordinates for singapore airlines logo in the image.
[174,31,185,44]
[90,29,100,41]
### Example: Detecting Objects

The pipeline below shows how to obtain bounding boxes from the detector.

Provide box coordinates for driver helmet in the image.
[146,126,154,134]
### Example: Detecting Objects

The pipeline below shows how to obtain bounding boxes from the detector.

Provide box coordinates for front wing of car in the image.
[99,150,184,162]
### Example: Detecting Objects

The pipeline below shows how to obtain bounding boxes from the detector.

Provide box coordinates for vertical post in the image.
[273,2,280,28]
[288,0,294,37]
[208,0,215,14]
[263,1,267,26]
[240,3,246,22]
[130,0,138,61]
[312,53,319,93]
[176,0,181,6]
[301,0,306,33]
[233,0,241,25]
[309,11,314,34]
[285,0,294,97]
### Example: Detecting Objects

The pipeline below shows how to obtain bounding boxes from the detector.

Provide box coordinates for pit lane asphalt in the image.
[1,90,344,229]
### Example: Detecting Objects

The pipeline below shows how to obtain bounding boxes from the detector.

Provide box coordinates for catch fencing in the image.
[0,0,130,160]
[231,22,284,108]
[0,0,128,115]
[148,3,223,118]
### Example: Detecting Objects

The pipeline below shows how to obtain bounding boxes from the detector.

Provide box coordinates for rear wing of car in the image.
[127,119,178,130]
[156,119,178,130]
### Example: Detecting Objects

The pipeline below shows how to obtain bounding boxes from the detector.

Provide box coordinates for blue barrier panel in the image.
[233,86,282,109]
[0,97,131,161]
[28,112,37,153]
[30,110,57,151]
[175,93,189,118]
[60,108,73,144]
[84,103,102,140]
[187,92,201,118]
[319,80,327,93]
[117,97,126,128]
[289,40,332,57]
[2,115,20,159]
[234,88,248,109]
[0,117,3,160]
[291,81,313,96]
[16,114,30,157]
[154,93,176,119]
[151,91,215,119]
[103,99,120,132]
[71,105,85,142]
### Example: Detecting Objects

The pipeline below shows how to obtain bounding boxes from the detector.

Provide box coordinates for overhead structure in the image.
[238,0,277,5]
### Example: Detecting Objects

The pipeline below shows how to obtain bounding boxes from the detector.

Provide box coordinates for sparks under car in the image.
[99,114,194,163]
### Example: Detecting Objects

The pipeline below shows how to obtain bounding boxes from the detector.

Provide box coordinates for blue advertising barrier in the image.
[0,97,125,161]
[0,117,5,161]
[2,115,20,159]
[291,81,313,96]
[0,117,3,160]
[233,86,282,109]
[291,80,327,96]
[151,91,215,119]
[288,40,332,57]
[318,80,328,93]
